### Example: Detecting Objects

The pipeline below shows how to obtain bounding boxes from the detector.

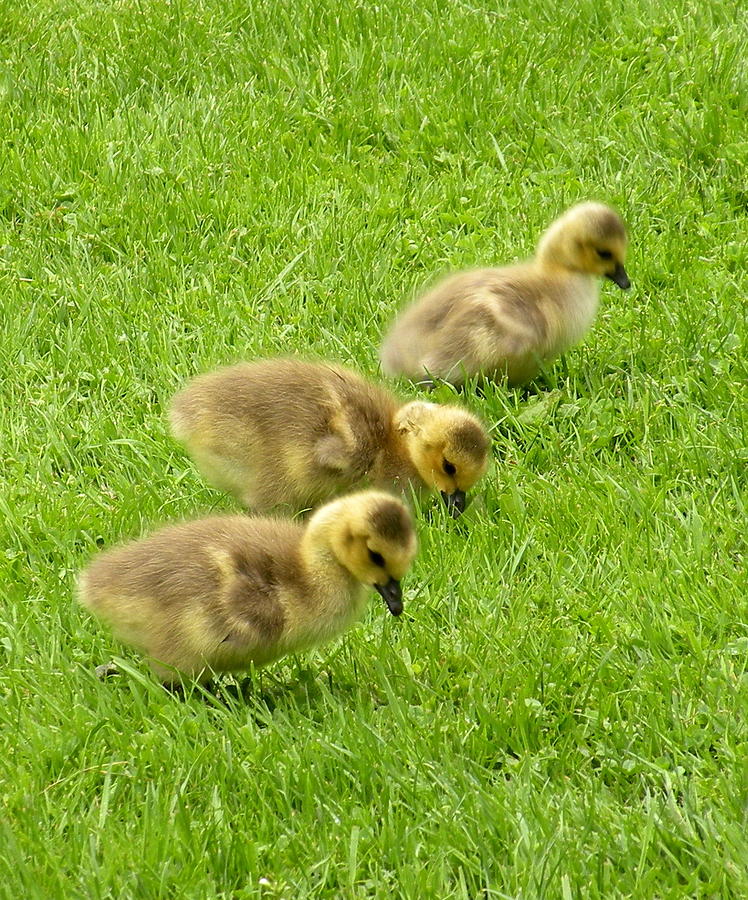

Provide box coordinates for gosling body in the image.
[77,491,418,683]
[169,359,489,516]
[380,202,630,386]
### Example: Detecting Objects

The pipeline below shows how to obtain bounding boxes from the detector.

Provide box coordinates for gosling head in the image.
[536,202,630,290]
[322,491,418,616]
[397,402,491,517]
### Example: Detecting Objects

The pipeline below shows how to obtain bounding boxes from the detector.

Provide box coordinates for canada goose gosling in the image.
[169,359,490,518]
[77,491,418,684]
[379,202,630,386]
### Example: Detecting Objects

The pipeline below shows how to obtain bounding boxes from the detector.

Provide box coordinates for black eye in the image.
[443,459,456,476]
[597,249,613,260]
[368,549,385,568]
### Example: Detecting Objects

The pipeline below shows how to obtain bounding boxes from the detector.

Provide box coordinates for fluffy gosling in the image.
[169,358,490,518]
[77,490,418,684]
[380,202,630,386]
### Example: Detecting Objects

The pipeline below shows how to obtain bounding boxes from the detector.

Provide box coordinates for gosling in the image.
[77,490,418,684]
[169,358,490,518]
[380,202,630,387]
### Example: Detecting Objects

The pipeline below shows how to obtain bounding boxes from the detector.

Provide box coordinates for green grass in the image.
[1,0,747,895]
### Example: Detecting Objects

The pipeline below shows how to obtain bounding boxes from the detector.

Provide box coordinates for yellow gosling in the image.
[77,491,418,684]
[380,202,630,386]
[169,358,490,517]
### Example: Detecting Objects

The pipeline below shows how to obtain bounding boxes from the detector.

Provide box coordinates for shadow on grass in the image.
[84,654,359,723]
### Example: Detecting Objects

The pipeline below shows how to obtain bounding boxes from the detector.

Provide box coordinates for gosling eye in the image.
[596,249,613,260]
[368,549,385,568]
[443,459,456,476]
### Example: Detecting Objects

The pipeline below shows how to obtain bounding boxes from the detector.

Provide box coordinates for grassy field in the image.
[1,0,747,896]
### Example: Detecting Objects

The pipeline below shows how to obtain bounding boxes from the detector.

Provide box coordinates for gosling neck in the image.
[288,508,367,651]
[382,406,426,490]
[535,223,587,276]
[300,503,361,596]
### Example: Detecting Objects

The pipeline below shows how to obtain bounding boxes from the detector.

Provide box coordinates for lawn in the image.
[1,0,747,896]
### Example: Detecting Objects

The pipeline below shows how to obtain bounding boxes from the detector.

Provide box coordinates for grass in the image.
[1,0,747,895]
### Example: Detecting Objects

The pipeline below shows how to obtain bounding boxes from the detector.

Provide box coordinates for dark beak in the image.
[374,577,403,616]
[606,263,630,290]
[441,489,466,518]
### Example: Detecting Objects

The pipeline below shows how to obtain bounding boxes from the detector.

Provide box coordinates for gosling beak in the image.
[374,577,403,616]
[606,263,630,290]
[441,489,466,518]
